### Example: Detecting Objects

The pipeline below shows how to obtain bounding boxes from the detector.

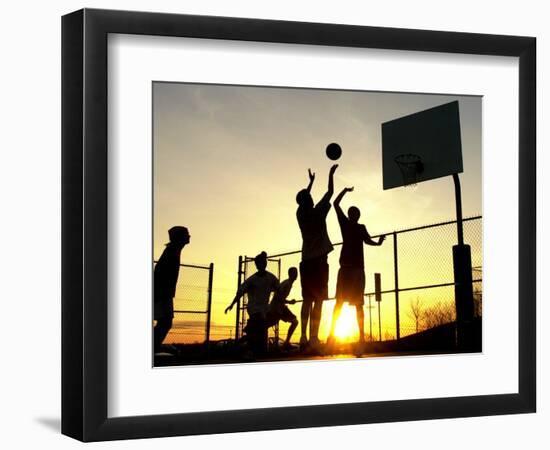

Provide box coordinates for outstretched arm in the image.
[319,164,338,205]
[327,164,338,198]
[225,284,246,314]
[363,230,386,247]
[306,168,315,193]
[334,187,354,214]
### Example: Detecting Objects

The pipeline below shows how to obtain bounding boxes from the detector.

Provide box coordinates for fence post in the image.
[235,256,242,341]
[368,295,373,341]
[205,263,214,345]
[274,258,282,346]
[375,273,382,341]
[393,232,401,340]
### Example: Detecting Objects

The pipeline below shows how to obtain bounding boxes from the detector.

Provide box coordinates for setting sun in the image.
[333,304,360,342]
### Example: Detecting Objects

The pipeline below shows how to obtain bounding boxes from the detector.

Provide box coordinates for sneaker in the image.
[354,339,366,357]
[282,342,293,352]
[167,344,180,355]
[299,336,309,352]
[242,349,256,362]
[156,344,178,356]
[309,336,320,348]
[309,337,324,356]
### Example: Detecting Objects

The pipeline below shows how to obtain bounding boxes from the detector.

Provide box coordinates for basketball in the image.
[326,142,342,160]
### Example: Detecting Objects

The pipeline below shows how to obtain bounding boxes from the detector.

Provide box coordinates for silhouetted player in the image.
[328,187,385,348]
[296,164,338,350]
[266,267,299,350]
[154,226,190,353]
[225,251,279,356]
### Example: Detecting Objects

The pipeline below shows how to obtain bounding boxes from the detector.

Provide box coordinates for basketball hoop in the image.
[394,153,424,187]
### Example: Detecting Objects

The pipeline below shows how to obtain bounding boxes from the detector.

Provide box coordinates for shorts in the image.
[335,266,365,305]
[300,255,329,302]
[266,306,297,327]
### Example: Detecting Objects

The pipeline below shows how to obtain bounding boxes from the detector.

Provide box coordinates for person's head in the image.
[288,267,298,281]
[296,189,313,209]
[168,226,190,247]
[254,251,268,272]
[348,206,361,223]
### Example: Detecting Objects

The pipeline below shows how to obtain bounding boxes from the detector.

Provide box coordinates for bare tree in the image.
[408,297,424,333]
[423,301,455,328]
[473,286,483,318]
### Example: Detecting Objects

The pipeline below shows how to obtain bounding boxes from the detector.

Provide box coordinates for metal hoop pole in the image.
[452,173,464,246]
[393,232,400,340]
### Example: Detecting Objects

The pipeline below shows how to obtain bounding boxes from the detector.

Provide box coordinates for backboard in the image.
[381,101,463,190]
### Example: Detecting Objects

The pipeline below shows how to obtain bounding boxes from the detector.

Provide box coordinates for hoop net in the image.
[394,153,424,188]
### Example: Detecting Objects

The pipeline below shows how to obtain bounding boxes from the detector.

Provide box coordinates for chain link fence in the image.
[237,216,482,344]
[154,262,214,345]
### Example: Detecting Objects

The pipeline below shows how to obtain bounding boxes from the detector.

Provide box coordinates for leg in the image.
[285,317,298,345]
[154,317,173,353]
[248,314,267,357]
[299,259,313,346]
[310,256,329,343]
[300,299,312,342]
[260,318,268,355]
[246,315,259,356]
[329,301,344,338]
[356,305,365,342]
[310,300,323,341]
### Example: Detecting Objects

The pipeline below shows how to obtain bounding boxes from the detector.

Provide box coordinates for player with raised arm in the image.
[295,164,338,352]
[327,187,385,353]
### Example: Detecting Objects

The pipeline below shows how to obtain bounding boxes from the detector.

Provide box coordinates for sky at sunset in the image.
[153,82,482,343]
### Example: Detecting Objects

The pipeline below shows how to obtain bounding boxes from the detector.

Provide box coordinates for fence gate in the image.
[155,261,214,345]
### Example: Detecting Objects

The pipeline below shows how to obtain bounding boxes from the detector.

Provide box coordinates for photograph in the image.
[152,83,482,367]
[56,6,537,443]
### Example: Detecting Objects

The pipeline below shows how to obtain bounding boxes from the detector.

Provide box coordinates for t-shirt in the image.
[154,244,182,301]
[297,195,334,261]
[336,208,369,268]
[269,278,293,313]
[238,271,279,316]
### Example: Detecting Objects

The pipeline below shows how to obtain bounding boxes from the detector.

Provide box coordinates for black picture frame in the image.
[61,8,536,442]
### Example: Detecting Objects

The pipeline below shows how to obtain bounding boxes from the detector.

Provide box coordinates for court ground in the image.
[154,319,481,367]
